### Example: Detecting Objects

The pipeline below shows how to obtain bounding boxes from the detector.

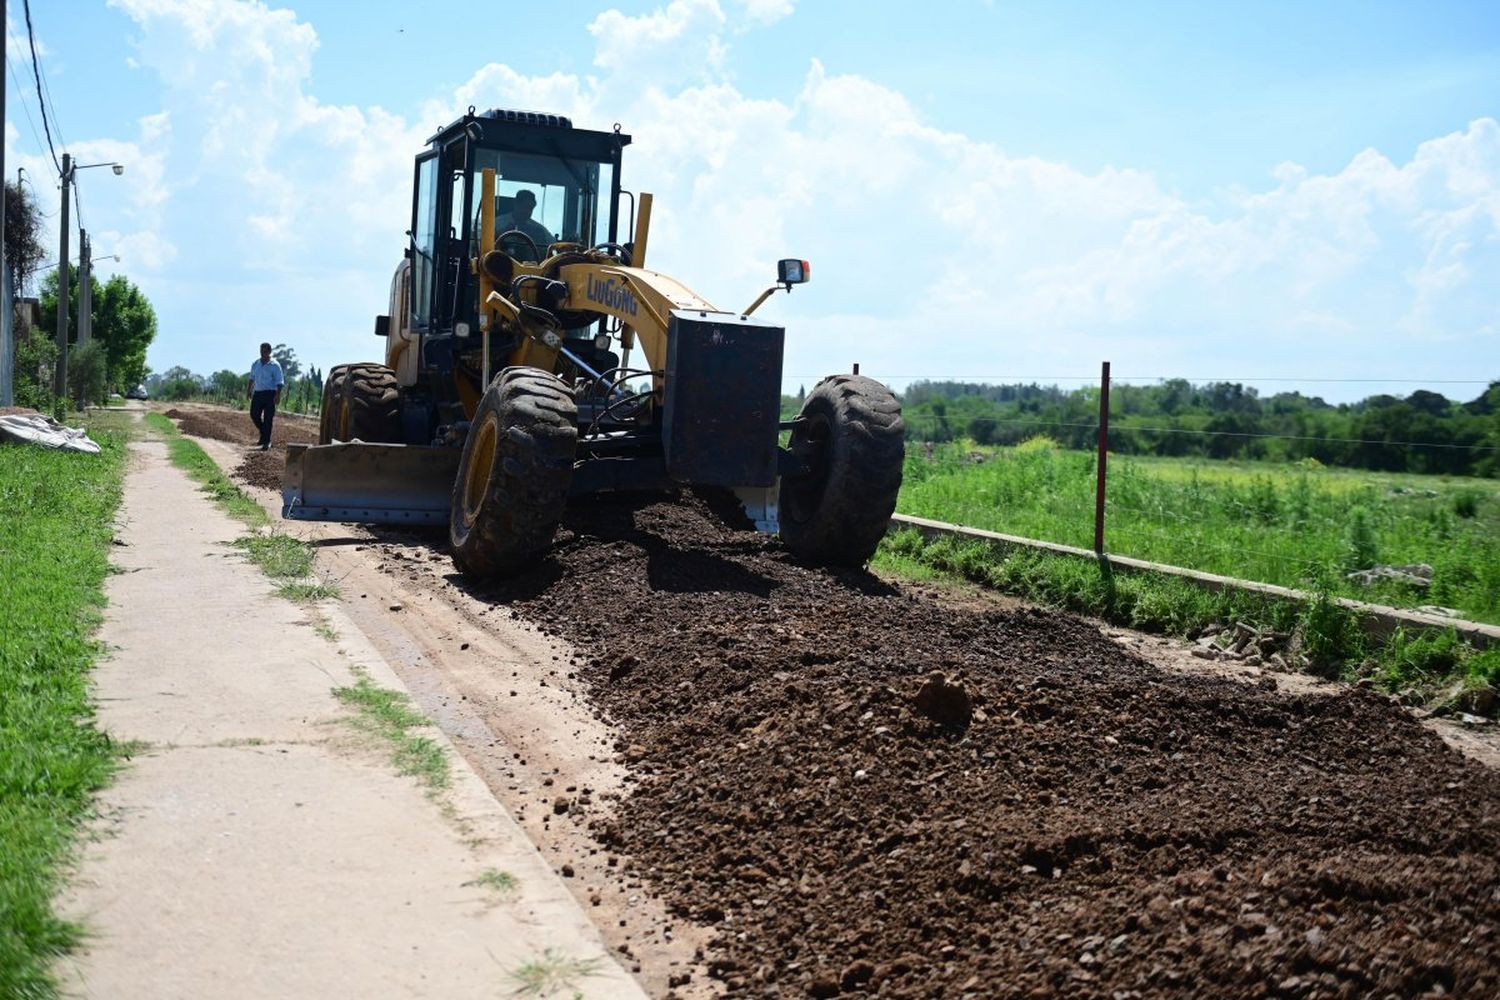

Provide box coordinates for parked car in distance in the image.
[126,385,148,400]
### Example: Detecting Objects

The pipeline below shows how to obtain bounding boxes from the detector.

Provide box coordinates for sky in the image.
[5,0,1498,404]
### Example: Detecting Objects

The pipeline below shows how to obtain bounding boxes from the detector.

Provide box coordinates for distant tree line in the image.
[150,344,323,415]
[901,378,1500,477]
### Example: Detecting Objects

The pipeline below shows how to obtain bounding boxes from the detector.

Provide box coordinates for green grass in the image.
[0,417,130,998]
[232,534,315,579]
[277,582,341,603]
[878,529,1301,639]
[145,413,267,527]
[463,869,520,897]
[900,438,1500,624]
[332,672,450,793]
[508,949,604,997]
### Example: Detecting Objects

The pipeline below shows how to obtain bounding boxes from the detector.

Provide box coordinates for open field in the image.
[0,411,131,997]
[898,439,1500,625]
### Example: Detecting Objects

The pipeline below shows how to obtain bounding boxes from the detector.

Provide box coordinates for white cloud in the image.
[588,0,727,86]
[63,0,1499,389]
[738,0,794,25]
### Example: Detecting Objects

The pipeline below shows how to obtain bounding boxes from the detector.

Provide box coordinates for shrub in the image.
[1467,648,1500,687]
[67,341,108,408]
[1015,435,1060,454]
[1451,489,1481,519]
[1247,476,1281,525]
[1300,592,1364,678]
[1343,506,1378,571]
[1379,627,1464,689]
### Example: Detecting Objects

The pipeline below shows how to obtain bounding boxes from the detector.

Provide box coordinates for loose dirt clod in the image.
[191,406,1500,999]
[913,671,972,728]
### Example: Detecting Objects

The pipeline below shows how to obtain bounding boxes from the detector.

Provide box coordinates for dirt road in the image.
[169,404,1500,999]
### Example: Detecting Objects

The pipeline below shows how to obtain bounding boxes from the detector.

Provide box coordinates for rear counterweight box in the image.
[662,310,784,487]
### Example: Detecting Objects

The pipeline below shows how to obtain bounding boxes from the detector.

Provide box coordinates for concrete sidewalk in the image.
[58,438,644,999]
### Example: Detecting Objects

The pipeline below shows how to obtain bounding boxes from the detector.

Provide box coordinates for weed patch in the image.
[463,869,519,898]
[0,419,130,996]
[233,534,314,579]
[332,672,450,792]
[508,948,604,996]
[276,581,341,603]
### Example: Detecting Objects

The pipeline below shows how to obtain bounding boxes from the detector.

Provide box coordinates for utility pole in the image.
[54,152,72,398]
[79,229,92,345]
[1,0,11,407]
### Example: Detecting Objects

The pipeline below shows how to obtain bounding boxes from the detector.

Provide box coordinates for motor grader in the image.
[283,107,905,577]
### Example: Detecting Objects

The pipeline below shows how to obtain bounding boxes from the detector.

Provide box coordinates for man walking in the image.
[246,342,285,451]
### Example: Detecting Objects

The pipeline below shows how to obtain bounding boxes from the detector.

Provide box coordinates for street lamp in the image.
[39,253,121,271]
[54,154,126,397]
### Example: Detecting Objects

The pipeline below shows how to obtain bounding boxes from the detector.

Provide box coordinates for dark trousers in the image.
[250,390,278,447]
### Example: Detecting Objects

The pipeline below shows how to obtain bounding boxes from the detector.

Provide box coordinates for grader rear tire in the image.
[449,368,578,579]
[318,365,350,444]
[779,374,905,567]
[320,363,400,444]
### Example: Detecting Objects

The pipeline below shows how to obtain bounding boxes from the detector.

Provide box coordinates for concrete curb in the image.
[889,513,1500,648]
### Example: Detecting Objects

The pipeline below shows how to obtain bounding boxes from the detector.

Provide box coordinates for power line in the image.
[20,0,61,176]
[4,41,51,164]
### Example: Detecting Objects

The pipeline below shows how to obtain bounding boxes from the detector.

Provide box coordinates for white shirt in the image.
[250,358,285,392]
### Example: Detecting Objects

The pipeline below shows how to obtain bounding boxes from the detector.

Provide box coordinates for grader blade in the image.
[282,443,461,526]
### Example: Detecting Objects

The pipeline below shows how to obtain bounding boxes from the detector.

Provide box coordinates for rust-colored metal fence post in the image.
[1094,361,1111,555]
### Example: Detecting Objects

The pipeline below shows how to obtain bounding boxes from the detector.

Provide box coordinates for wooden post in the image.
[1094,361,1111,555]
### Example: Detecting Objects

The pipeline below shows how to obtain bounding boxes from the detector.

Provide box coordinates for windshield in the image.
[470,148,614,262]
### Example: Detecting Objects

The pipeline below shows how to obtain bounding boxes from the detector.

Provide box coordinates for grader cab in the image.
[283,107,905,577]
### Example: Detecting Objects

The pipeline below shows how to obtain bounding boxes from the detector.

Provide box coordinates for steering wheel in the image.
[496,228,541,262]
[591,242,633,266]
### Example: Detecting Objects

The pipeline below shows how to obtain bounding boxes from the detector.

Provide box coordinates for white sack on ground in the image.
[0,414,103,454]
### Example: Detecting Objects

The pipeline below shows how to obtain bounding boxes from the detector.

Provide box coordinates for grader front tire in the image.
[449,368,578,579]
[779,374,905,567]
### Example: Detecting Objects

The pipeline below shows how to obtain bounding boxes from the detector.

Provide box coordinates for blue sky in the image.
[6,0,1498,402]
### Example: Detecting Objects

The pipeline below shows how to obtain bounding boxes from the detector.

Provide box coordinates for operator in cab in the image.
[495,188,554,262]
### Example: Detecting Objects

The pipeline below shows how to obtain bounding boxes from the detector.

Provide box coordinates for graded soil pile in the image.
[190,408,1498,1000]
[162,405,316,489]
[460,491,1499,1000]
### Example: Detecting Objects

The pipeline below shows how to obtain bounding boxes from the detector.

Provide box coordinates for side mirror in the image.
[374,314,390,338]
[777,259,810,285]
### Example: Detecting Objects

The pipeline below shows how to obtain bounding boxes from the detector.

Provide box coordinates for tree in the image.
[156,364,202,401]
[38,270,158,393]
[37,270,78,348]
[93,276,157,391]
[271,343,302,380]
[209,369,244,400]
[4,181,46,292]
